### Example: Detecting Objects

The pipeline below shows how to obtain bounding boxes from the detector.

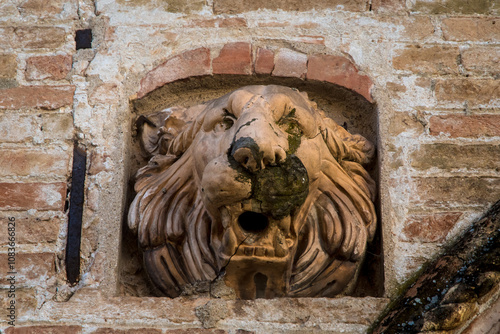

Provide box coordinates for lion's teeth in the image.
[244,246,254,256]
[254,247,265,256]
[265,248,275,257]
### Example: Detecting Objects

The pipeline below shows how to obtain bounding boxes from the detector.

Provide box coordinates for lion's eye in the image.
[214,116,235,132]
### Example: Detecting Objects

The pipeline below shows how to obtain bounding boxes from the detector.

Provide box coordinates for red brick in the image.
[0,216,61,244]
[254,48,274,74]
[442,18,500,42]
[0,182,66,210]
[435,79,499,105]
[0,253,56,284]
[401,212,462,243]
[138,47,211,98]
[272,48,307,78]
[0,54,17,79]
[429,114,500,138]
[92,329,162,334]
[461,47,500,76]
[26,55,72,80]
[214,0,367,14]
[0,85,75,110]
[371,0,406,12]
[393,45,459,75]
[0,148,71,177]
[5,326,81,334]
[306,54,373,102]
[213,42,252,75]
[14,27,67,49]
[413,177,500,206]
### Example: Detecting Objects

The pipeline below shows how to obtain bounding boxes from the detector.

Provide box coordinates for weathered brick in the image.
[435,79,500,105]
[0,148,71,177]
[5,326,81,334]
[401,16,435,40]
[91,329,162,334]
[387,111,425,136]
[164,330,227,334]
[0,288,37,318]
[0,216,61,244]
[401,212,462,243]
[0,27,15,48]
[411,0,498,15]
[26,55,72,80]
[254,47,274,75]
[461,47,500,76]
[442,18,500,42]
[393,45,459,75]
[297,35,325,45]
[0,114,36,142]
[429,115,500,138]
[413,177,500,206]
[164,0,204,13]
[411,144,500,170]
[371,0,406,12]
[185,18,247,28]
[212,42,252,75]
[89,83,119,105]
[138,47,211,98]
[88,152,111,175]
[0,85,75,110]
[0,54,17,79]
[41,113,74,140]
[14,27,67,49]
[214,0,368,14]
[272,49,307,79]
[19,0,67,18]
[0,253,56,284]
[306,54,373,102]
[0,182,66,210]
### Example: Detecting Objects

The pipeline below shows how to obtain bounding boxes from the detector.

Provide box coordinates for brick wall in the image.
[0,0,498,332]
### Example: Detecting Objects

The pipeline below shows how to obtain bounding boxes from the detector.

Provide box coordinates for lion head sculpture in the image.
[128,85,377,299]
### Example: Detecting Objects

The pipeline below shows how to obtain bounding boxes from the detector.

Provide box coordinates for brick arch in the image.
[136,42,374,102]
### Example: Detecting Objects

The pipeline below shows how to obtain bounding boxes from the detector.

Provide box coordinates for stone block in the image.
[0,288,37,318]
[26,55,72,80]
[411,143,500,170]
[435,79,500,105]
[0,215,61,245]
[0,253,56,284]
[272,49,307,78]
[5,326,82,334]
[413,177,500,206]
[91,329,162,334]
[0,114,36,143]
[461,47,500,76]
[307,54,373,102]
[393,45,459,74]
[401,212,462,243]
[19,0,67,18]
[214,0,368,14]
[0,182,66,210]
[0,148,71,178]
[429,115,500,138]
[212,42,252,75]
[254,47,274,75]
[371,0,406,12]
[138,47,211,98]
[0,54,17,79]
[41,113,74,141]
[14,27,67,49]
[442,18,500,42]
[0,86,75,110]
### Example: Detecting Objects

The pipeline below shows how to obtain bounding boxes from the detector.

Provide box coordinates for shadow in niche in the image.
[119,75,384,297]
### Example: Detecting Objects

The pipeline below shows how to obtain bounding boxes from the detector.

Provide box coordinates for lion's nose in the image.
[231,138,286,173]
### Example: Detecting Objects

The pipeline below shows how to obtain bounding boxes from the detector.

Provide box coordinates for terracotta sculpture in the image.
[129,85,377,299]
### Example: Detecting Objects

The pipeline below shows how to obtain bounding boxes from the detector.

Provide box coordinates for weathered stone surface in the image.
[401,212,462,243]
[26,55,72,80]
[272,49,307,78]
[0,54,17,78]
[0,86,75,109]
[214,0,368,14]
[254,47,274,75]
[91,329,162,334]
[371,0,406,12]
[0,253,56,284]
[387,111,425,136]
[429,115,500,138]
[138,48,211,98]
[212,42,252,75]
[393,45,459,74]
[0,148,71,177]
[411,144,500,170]
[435,79,500,104]
[5,326,82,334]
[0,215,61,245]
[14,27,67,49]
[19,0,68,17]
[0,114,36,142]
[89,83,119,105]
[462,293,500,334]
[413,177,500,206]
[412,0,499,15]
[442,18,500,42]
[461,47,500,75]
[0,288,37,318]
[0,182,66,210]
[307,54,373,102]
[185,18,247,28]
[41,113,74,141]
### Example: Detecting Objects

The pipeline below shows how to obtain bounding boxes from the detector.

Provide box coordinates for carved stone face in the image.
[129,85,377,299]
